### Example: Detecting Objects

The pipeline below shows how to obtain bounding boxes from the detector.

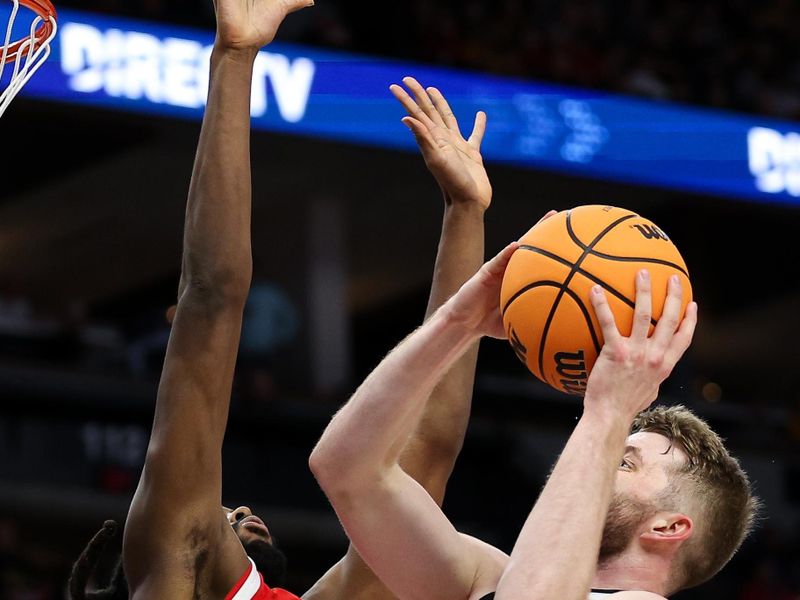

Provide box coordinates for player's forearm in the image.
[310,307,480,492]
[424,200,486,319]
[495,410,629,600]
[398,201,485,499]
[179,47,256,302]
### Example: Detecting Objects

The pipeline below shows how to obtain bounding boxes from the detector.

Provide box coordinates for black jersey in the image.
[479,590,622,599]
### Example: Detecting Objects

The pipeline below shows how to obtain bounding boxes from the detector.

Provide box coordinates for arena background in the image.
[1,0,799,598]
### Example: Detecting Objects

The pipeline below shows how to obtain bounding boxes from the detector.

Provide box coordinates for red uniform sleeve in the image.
[226,558,301,600]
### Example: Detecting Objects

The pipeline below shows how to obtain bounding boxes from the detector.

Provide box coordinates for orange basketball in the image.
[499,205,692,395]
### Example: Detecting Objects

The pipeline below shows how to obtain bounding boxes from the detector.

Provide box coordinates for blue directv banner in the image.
[11,8,800,205]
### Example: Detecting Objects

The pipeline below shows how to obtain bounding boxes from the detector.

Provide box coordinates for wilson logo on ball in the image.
[555,350,588,396]
[631,224,670,241]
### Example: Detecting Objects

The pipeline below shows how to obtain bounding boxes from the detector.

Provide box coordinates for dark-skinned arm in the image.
[122,2,311,598]
[304,78,492,600]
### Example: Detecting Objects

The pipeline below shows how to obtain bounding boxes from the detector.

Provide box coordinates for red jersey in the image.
[225,558,300,600]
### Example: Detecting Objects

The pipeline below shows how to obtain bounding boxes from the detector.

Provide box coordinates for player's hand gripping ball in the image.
[500,205,692,395]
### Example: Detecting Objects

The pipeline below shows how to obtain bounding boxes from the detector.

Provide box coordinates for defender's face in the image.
[223,505,288,586]
[223,505,273,545]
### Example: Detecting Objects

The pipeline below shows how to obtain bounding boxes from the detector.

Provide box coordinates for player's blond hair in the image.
[632,405,760,591]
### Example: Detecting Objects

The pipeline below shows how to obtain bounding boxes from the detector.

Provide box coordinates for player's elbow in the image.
[181,249,252,303]
[180,271,251,311]
[308,442,342,493]
[309,442,374,501]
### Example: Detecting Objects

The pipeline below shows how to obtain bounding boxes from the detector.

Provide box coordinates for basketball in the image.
[500,205,692,395]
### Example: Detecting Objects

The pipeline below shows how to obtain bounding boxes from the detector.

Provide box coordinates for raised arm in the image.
[304,78,496,600]
[310,244,520,600]
[396,76,491,501]
[494,274,697,600]
[122,1,311,597]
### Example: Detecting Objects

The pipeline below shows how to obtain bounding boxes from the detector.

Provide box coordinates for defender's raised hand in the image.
[585,271,698,420]
[213,0,313,51]
[391,77,492,210]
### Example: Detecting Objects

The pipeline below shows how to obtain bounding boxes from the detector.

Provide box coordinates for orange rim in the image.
[2,0,57,64]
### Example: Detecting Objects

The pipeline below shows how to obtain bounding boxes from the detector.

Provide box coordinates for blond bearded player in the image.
[311,247,759,599]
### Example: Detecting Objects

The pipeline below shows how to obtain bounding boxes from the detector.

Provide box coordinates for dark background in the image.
[1,1,799,598]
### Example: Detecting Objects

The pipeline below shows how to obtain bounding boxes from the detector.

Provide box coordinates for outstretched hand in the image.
[213,0,313,51]
[585,271,698,421]
[390,77,492,210]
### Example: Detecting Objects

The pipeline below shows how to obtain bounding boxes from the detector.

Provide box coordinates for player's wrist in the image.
[211,43,260,65]
[437,300,487,342]
[580,400,637,437]
[442,193,489,220]
[443,187,491,212]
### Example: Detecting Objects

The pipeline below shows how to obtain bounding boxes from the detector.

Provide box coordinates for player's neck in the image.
[592,548,669,597]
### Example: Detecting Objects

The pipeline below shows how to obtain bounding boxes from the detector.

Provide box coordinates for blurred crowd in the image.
[58,0,800,119]
[0,281,298,404]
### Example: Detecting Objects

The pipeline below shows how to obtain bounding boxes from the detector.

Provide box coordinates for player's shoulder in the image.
[605,592,666,600]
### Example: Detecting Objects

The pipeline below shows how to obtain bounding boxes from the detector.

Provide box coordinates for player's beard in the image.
[242,537,288,588]
[599,492,659,563]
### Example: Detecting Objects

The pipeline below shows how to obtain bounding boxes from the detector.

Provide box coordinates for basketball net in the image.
[0,0,57,117]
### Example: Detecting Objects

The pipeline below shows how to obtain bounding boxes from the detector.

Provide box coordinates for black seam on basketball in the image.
[581,251,689,277]
[518,244,573,268]
[537,211,636,385]
[565,212,689,277]
[518,245,657,327]
[559,286,602,356]
[501,280,565,317]
[501,280,565,381]
[565,211,592,250]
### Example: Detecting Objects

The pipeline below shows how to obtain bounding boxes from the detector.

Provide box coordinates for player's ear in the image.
[641,512,693,549]
[166,305,177,324]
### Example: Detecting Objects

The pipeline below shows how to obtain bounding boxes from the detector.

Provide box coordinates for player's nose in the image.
[229,505,253,524]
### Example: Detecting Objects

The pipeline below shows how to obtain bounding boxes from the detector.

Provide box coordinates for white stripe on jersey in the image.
[481,589,619,600]
[230,558,261,600]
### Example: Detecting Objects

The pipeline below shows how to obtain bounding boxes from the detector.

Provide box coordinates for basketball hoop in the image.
[0,0,57,117]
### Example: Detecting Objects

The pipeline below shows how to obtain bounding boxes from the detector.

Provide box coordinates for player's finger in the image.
[664,301,698,367]
[390,83,437,129]
[630,270,653,343]
[286,0,315,14]
[483,242,520,279]
[467,111,487,149]
[590,286,624,350]
[401,116,438,155]
[534,209,558,226]
[427,86,462,135]
[402,77,446,128]
[650,275,683,353]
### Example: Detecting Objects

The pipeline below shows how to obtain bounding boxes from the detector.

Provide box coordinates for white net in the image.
[0,0,57,117]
